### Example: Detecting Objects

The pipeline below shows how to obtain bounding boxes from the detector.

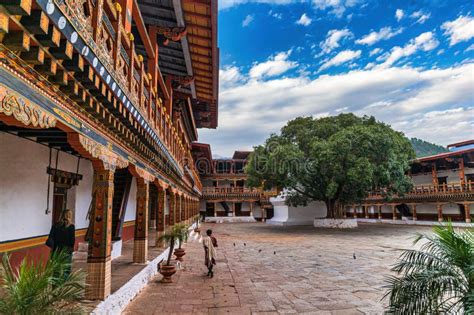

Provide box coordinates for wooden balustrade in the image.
[367,181,474,200]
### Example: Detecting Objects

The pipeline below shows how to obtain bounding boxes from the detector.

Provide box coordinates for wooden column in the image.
[432,164,438,190]
[169,192,176,227]
[249,202,253,217]
[353,205,357,218]
[133,179,149,264]
[85,166,114,300]
[437,204,443,222]
[177,194,182,223]
[392,204,397,220]
[464,202,471,223]
[364,205,369,219]
[214,201,217,217]
[232,202,235,217]
[377,205,382,219]
[156,185,165,247]
[412,204,417,221]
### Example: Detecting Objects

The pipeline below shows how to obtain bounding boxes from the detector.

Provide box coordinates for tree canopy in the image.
[245,113,415,218]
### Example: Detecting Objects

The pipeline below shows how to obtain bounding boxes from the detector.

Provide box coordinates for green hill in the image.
[410,138,448,158]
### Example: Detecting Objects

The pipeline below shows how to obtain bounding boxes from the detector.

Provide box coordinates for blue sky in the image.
[199,0,474,157]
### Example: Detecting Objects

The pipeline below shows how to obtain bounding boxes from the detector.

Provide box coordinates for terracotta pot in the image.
[159,264,176,283]
[174,248,186,262]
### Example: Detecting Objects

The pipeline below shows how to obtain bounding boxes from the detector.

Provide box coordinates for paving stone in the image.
[123,223,433,314]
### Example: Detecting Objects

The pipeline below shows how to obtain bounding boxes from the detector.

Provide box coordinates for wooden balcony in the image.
[0,0,206,178]
[366,181,474,203]
[202,187,278,201]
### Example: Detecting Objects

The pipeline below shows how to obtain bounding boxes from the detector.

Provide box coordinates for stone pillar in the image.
[412,204,417,221]
[156,186,165,247]
[85,166,114,300]
[437,204,443,222]
[392,205,397,220]
[377,205,382,219]
[364,205,369,219]
[133,179,149,264]
[464,202,471,223]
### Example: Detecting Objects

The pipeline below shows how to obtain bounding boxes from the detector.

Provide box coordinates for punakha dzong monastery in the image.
[0,0,472,311]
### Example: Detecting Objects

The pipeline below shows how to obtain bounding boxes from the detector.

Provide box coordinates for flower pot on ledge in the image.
[159,264,176,283]
[174,248,186,262]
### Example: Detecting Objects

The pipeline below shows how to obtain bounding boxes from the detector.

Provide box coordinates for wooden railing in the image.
[201,187,279,200]
[367,181,474,199]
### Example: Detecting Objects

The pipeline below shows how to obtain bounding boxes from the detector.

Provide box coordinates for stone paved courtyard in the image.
[123,223,434,315]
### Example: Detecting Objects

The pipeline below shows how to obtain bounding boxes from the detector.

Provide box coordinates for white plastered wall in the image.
[0,132,93,242]
[124,177,137,222]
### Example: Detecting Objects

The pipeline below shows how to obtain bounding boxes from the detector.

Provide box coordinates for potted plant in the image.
[0,250,85,313]
[173,223,189,262]
[157,228,180,283]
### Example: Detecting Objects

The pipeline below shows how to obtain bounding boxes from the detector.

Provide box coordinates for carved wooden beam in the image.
[0,84,57,129]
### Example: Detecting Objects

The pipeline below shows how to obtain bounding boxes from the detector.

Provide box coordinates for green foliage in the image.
[0,250,85,314]
[173,223,189,249]
[158,226,186,265]
[385,223,474,314]
[246,114,415,218]
[410,138,448,158]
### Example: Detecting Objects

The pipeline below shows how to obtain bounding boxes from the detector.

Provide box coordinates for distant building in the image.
[269,140,474,225]
[354,139,474,222]
[192,143,277,222]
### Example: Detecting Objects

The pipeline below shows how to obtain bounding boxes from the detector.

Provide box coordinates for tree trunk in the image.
[166,236,175,265]
[325,199,344,219]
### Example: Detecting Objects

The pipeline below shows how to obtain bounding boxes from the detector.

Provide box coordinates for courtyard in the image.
[123,223,434,315]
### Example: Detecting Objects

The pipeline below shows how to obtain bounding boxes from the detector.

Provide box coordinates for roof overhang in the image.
[136,0,218,129]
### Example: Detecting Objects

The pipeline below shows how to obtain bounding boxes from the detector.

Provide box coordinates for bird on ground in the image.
[258,249,262,253]
[233,243,235,246]
[244,243,246,246]
[274,251,276,255]
[353,253,356,259]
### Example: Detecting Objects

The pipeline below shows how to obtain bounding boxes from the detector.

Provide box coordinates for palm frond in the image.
[384,223,474,314]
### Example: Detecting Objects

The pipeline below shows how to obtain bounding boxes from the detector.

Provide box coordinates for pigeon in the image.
[353,253,356,260]
[258,249,262,253]
[274,251,276,255]
[233,243,235,246]
[244,243,246,246]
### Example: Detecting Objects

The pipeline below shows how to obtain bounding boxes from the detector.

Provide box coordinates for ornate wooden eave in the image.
[0,0,209,196]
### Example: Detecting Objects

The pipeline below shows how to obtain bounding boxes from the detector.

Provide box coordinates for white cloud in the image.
[441,15,474,46]
[395,9,404,22]
[220,66,246,89]
[312,0,361,18]
[296,13,312,26]
[242,14,254,27]
[249,50,298,79]
[219,0,294,10]
[319,50,361,71]
[202,61,474,156]
[356,27,403,46]
[410,10,430,24]
[319,28,353,54]
[268,10,282,19]
[369,48,382,56]
[377,32,439,69]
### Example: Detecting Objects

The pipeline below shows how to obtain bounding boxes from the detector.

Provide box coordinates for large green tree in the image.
[246,114,415,219]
